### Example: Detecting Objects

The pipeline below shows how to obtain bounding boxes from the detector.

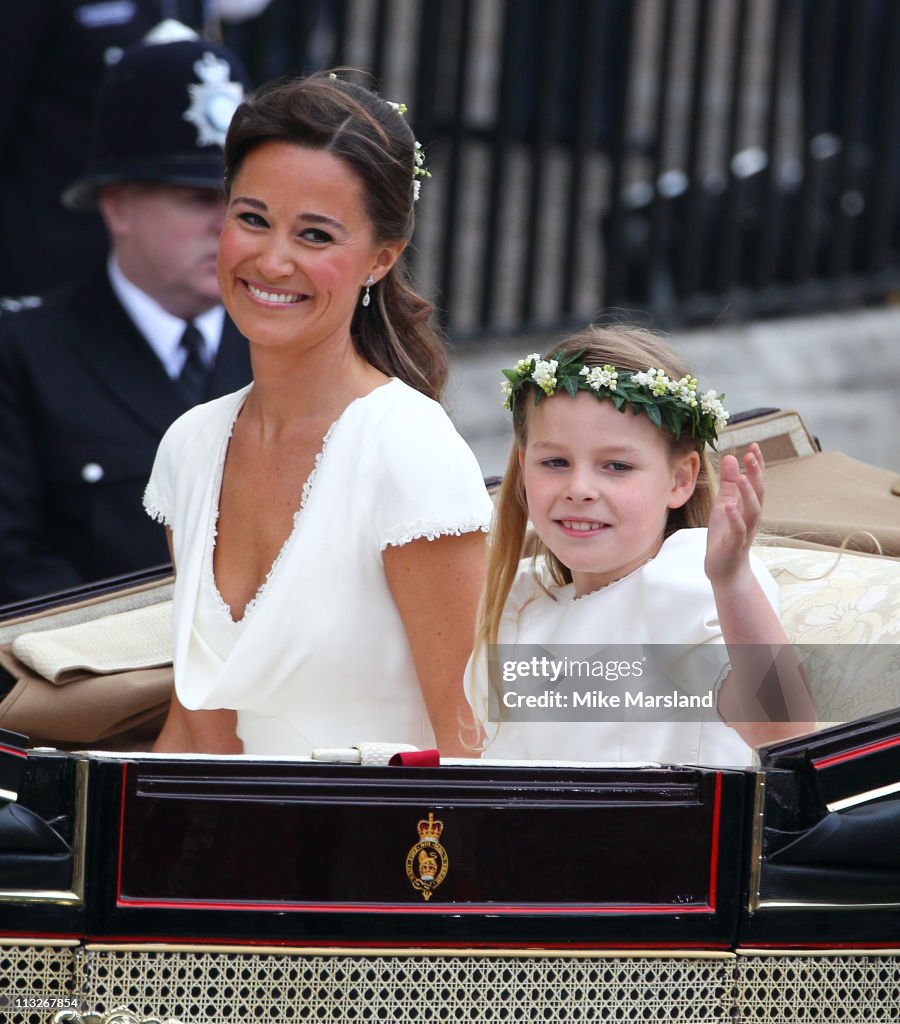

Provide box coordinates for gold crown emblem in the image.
[417,812,443,841]
[406,811,448,901]
[417,848,438,881]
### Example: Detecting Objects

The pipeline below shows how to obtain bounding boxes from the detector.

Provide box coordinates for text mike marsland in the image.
[502,689,715,709]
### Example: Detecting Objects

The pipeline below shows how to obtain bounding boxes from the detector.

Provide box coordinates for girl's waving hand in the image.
[705,443,766,585]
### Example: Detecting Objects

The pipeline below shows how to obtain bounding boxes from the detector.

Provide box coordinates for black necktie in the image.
[177,321,209,406]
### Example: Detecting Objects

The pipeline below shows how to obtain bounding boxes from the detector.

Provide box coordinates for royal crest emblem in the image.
[405,812,448,901]
[183,52,244,148]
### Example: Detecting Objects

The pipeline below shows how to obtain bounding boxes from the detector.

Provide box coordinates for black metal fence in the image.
[225,0,900,339]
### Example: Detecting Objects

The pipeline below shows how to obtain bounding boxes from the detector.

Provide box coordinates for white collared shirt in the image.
[107,255,225,380]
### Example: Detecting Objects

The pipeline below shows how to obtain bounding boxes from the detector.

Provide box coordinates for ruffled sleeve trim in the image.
[379,519,490,552]
[141,389,252,535]
[711,659,732,724]
[142,497,172,527]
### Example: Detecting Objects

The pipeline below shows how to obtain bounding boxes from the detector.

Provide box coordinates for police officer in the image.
[0,4,220,297]
[0,25,253,605]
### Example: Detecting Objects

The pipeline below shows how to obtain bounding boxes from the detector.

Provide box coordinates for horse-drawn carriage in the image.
[0,409,898,1023]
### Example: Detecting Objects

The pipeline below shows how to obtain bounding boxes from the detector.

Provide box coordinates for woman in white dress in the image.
[145,73,493,756]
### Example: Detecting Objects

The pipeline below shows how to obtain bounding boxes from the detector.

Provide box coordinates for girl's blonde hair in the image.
[477,325,717,653]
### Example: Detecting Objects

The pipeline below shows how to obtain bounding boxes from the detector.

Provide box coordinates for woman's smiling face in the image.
[519,392,699,598]
[217,140,403,354]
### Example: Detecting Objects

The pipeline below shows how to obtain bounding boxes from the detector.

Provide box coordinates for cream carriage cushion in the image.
[754,544,900,725]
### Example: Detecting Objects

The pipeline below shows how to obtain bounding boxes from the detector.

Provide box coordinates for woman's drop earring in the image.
[362,275,375,307]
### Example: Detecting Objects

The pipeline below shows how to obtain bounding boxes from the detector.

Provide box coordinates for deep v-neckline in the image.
[208,379,395,625]
[208,396,339,626]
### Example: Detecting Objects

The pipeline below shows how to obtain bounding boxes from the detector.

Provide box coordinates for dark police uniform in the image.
[0,25,253,605]
[0,269,251,605]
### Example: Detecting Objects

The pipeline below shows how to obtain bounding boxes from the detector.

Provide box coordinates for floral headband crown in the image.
[501,349,729,447]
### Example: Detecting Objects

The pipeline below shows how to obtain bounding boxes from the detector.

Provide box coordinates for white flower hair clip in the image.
[387,99,431,202]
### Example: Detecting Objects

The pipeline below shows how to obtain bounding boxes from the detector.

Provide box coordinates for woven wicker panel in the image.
[4,946,896,1021]
[0,942,77,1024]
[734,954,900,1021]
[75,949,734,1021]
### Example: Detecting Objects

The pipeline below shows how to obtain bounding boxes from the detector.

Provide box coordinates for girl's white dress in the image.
[465,529,781,767]
[144,378,493,755]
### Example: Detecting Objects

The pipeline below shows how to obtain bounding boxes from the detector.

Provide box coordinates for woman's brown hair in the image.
[223,71,447,401]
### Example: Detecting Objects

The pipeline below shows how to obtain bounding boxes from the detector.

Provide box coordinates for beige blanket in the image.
[11,601,172,685]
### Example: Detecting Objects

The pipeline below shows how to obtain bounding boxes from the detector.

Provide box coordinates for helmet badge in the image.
[183,52,244,148]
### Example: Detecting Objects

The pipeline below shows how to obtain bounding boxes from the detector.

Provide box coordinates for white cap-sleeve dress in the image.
[144,378,493,754]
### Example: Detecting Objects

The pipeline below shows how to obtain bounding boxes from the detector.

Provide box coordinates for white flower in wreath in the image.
[632,368,671,396]
[532,358,558,395]
[579,364,618,392]
[700,390,729,431]
[673,374,699,404]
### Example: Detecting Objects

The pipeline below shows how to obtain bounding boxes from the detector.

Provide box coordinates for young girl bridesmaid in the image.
[466,325,814,765]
